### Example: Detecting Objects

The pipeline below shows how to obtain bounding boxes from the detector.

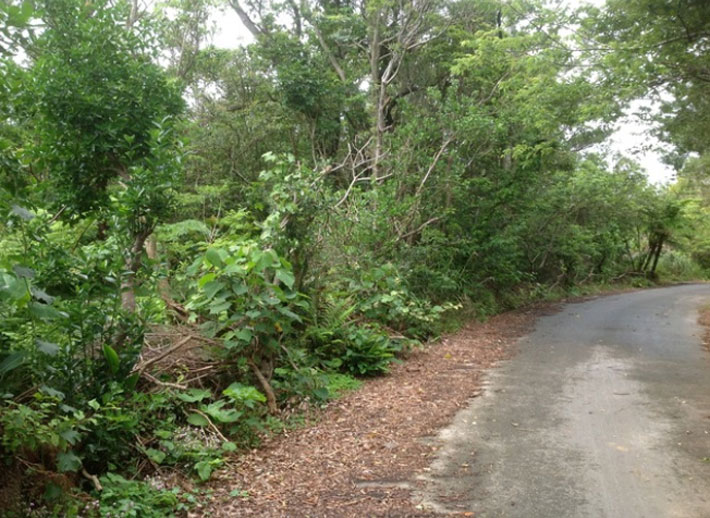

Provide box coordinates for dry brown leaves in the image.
[202,307,545,518]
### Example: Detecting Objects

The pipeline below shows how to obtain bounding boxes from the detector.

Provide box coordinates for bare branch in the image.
[312,22,347,82]
[397,216,442,242]
[229,0,264,38]
[415,137,453,199]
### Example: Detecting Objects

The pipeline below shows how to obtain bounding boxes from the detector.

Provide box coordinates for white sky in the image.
[208,0,676,185]
[212,4,254,48]
[597,104,675,185]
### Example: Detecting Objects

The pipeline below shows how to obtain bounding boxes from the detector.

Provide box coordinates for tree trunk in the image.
[121,229,151,312]
[145,233,173,304]
[650,237,665,275]
[249,358,279,414]
[369,8,383,178]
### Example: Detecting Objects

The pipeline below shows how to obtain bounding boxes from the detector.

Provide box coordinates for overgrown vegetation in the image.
[1,0,709,515]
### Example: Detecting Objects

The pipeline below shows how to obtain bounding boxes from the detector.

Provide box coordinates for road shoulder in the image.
[206,307,547,517]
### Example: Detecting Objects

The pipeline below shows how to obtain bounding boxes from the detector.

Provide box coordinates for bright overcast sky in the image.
[207,0,676,185]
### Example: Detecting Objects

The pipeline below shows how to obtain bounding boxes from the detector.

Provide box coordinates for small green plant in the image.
[144,424,235,482]
[306,320,400,377]
[339,264,460,340]
[186,241,307,351]
[0,394,92,475]
[323,372,362,398]
[98,473,182,518]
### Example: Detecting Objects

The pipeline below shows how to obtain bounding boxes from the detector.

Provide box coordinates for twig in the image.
[13,385,39,403]
[132,335,192,375]
[141,372,188,390]
[396,216,443,242]
[415,137,452,199]
[48,205,67,225]
[280,343,300,371]
[188,365,217,373]
[82,468,103,492]
[191,409,228,442]
[189,334,223,346]
[181,373,211,385]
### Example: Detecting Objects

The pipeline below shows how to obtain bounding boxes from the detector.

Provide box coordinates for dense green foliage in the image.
[1,0,708,516]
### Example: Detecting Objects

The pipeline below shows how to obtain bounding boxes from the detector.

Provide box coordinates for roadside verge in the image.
[206,306,548,517]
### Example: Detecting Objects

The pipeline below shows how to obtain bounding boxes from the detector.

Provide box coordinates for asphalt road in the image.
[419,284,710,517]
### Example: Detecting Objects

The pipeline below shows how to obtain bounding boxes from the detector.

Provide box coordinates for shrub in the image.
[98,473,183,518]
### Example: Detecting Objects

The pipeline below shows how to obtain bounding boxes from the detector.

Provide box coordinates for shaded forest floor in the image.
[201,305,554,518]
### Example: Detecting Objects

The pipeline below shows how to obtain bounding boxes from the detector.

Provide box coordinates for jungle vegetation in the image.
[1,0,709,515]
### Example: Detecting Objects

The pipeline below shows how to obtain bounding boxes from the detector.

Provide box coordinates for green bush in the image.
[185,240,307,358]
[345,263,458,340]
[655,250,707,280]
[305,319,400,377]
[98,473,183,518]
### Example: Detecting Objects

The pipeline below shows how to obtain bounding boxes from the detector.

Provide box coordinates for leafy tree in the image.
[585,0,710,169]
[21,0,186,311]
[31,0,184,215]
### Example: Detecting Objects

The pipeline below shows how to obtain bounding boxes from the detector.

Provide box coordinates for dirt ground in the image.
[202,306,552,518]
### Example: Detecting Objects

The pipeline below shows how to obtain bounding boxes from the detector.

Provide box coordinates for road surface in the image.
[419,284,710,517]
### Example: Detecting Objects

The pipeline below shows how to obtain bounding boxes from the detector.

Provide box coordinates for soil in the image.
[203,305,553,518]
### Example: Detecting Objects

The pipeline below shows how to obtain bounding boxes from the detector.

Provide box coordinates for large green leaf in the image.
[176,388,211,403]
[235,328,253,343]
[195,460,213,481]
[205,248,224,268]
[56,452,82,473]
[186,412,209,427]
[12,265,34,278]
[203,401,242,423]
[31,287,55,304]
[0,352,25,378]
[145,448,166,465]
[29,302,64,321]
[36,339,60,356]
[277,306,302,323]
[201,280,225,301]
[0,274,29,302]
[208,300,231,314]
[102,344,120,374]
[59,429,81,446]
[223,383,266,404]
[198,272,216,288]
[275,269,295,289]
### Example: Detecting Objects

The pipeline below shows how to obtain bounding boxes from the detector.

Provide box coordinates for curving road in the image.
[420,284,710,517]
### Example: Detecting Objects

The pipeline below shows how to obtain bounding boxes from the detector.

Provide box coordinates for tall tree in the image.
[28,0,185,311]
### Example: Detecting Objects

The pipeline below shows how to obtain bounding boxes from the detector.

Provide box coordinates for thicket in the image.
[1,0,709,516]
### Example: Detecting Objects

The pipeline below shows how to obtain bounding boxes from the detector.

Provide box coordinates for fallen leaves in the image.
[205,308,541,517]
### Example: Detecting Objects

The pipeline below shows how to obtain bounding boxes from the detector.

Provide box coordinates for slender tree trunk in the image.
[650,237,665,275]
[249,358,278,414]
[369,9,383,177]
[121,229,152,312]
[641,238,659,272]
[145,233,173,304]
